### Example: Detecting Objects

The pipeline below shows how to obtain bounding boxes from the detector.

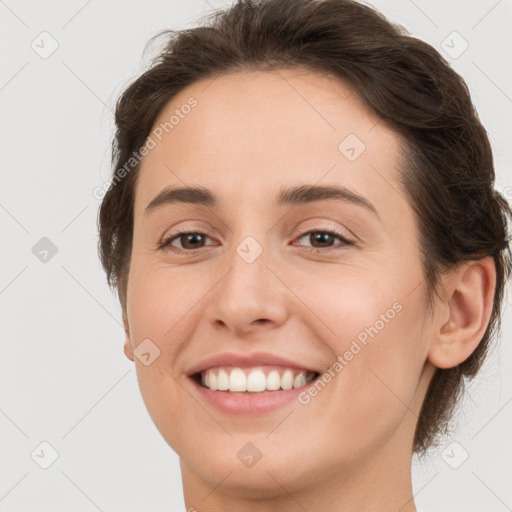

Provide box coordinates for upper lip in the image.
[186,352,321,376]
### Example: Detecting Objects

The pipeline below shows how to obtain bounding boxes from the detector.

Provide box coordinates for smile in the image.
[199,366,318,393]
[186,352,323,414]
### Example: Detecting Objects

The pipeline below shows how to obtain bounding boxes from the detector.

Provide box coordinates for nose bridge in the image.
[221,233,274,307]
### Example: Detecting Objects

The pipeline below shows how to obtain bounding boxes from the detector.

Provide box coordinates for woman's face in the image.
[124,68,437,497]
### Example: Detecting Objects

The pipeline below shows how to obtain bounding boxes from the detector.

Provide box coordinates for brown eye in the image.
[295,230,352,250]
[177,233,207,250]
[309,232,336,248]
[160,231,212,252]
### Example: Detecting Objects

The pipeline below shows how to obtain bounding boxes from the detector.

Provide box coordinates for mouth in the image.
[186,352,323,414]
[191,366,320,393]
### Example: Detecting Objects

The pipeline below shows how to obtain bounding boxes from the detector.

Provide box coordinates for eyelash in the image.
[158,229,354,254]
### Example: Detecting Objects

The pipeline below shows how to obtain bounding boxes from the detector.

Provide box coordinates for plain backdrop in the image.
[1,0,511,510]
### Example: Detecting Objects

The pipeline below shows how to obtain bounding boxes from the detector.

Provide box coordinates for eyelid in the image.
[157,220,216,246]
[158,229,213,251]
[292,229,354,250]
[292,219,357,244]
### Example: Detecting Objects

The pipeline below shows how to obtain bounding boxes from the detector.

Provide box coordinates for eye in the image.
[159,231,213,253]
[158,229,353,254]
[293,229,353,251]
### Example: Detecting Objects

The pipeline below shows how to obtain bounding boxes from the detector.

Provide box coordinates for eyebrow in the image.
[144,184,379,218]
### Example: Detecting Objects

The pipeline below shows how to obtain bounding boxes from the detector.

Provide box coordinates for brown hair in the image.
[97,0,512,454]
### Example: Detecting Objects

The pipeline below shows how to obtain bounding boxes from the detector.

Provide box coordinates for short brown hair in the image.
[97,0,512,454]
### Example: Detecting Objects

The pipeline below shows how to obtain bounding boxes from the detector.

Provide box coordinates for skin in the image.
[121,68,496,511]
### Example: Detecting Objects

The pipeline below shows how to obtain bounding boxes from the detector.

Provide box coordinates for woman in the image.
[97,0,511,510]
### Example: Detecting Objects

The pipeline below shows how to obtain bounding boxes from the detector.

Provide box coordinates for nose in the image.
[205,242,290,338]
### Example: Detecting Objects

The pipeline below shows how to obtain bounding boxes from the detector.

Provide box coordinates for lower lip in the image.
[189,377,309,415]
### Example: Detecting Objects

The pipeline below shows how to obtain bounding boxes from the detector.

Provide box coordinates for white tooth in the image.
[208,371,218,391]
[281,369,294,390]
[266,370,281,390]
[229,368,247,392]
[204,367,311,392]
[247,370,267,392]
[293,372,306,389]
[217,369,229,391]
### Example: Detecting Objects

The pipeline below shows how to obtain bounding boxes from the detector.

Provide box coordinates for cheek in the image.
[316,267,424,360]
[126,262,206,344]
[307,268,428,437]
[125,265,197,431]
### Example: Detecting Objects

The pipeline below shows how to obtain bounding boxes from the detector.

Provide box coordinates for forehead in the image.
[134,67,406,216]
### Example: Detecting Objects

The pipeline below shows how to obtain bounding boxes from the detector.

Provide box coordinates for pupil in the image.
[183,233,203,249]
[312,232,332,247]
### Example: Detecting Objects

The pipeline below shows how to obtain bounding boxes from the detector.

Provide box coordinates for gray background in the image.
[1,0,511,510]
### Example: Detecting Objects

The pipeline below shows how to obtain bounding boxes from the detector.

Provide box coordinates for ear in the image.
[124,333,134,361]
[428,256,497,369]
[123,311,134,362]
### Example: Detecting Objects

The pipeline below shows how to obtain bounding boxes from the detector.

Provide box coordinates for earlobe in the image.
[124,330,135,361]
[122,308,134,361]
[428,256,496,369]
